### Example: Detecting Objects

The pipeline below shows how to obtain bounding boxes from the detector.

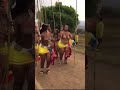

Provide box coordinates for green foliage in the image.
[39,2,78,33]
[36,11,41,19]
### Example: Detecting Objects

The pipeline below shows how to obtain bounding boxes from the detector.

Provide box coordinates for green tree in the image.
[40,2,78,33]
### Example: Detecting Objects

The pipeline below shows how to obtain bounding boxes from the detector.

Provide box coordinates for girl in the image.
[39,24,53,74]
[57,24,73,64]
[9,0,35,90]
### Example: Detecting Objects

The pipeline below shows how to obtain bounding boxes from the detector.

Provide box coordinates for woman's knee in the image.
[46,52,51,60]
[60,48,65,53]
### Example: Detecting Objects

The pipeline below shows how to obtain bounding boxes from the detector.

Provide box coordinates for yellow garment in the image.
[0,46,8,55]
[69,39,74,46]
[0,42,8,55]
[35,44,39,54]
[9,46,33,65]
[96,21,104,38]
[58,40,68,48]
[75,35,79,42]
[58,39,74,48]
[38,44,49,54]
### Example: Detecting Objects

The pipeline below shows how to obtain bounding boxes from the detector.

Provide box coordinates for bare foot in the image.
[58,60,62,65]
[45,68,50,74]
[64,60,68,64]
[40,69,44,75]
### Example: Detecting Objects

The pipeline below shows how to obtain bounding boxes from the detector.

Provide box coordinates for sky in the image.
[37,0,85,21]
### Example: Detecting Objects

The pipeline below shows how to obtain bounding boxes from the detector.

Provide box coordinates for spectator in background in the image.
[85,19,97,69]
[96,16,104,49]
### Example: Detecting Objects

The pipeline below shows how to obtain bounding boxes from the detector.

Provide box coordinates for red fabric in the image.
[51,43,57,65]
[65,47,72,59]
[51,48,57,65]
[7,71,13,82]
[35,56,41,62]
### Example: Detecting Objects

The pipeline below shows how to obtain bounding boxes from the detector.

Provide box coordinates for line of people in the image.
[35,24,78,74]
[0,0,79,89]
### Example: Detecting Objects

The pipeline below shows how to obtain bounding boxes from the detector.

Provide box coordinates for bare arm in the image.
[69,32,73,39]
[58,31,63,40]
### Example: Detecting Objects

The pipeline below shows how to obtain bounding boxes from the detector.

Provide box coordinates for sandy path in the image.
[35,51,85,89]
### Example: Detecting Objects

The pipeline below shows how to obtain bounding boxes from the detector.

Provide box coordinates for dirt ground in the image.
[35,34,85,89]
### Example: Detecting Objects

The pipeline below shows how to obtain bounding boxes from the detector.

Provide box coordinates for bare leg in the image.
[64,47,68,64]
[40,54,45,74]
[46,52,51,68]
[46,52,51,73]
[59,48,65,64]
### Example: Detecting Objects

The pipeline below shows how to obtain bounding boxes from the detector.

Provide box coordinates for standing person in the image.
[53,29,60,59]
[74,32,79,44]
[85,19,97,69]
[39,24,53,74]
[9,0,35,90]
[57,24,73,64]
[96,16,104,49]
[54,29,59,41]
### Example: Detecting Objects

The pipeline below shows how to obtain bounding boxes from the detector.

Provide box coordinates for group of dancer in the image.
[0,0,79,89]
[35,24,77,74]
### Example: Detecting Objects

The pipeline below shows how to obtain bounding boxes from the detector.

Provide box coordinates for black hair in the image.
[62,24,69,31]
[11,0,34,19]
[40,24,49,34]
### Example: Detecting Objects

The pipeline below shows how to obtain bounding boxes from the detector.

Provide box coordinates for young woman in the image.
[52,29,60,59]
[54,29,59,41]
[57,24,73,64]
[9,0,35,90]
[39,24,53,74]
[74,32,79,44]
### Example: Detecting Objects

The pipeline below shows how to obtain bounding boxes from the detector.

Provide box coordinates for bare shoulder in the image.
[68,31,72,35]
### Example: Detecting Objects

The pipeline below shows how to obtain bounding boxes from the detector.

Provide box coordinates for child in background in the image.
[75,32,79,44]
[96,16,104,49]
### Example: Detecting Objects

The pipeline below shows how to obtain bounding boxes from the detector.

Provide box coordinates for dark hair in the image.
[63,24,68,27]
[62,24,69,30]
[40,24,49,34]
[11,0,34,18]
